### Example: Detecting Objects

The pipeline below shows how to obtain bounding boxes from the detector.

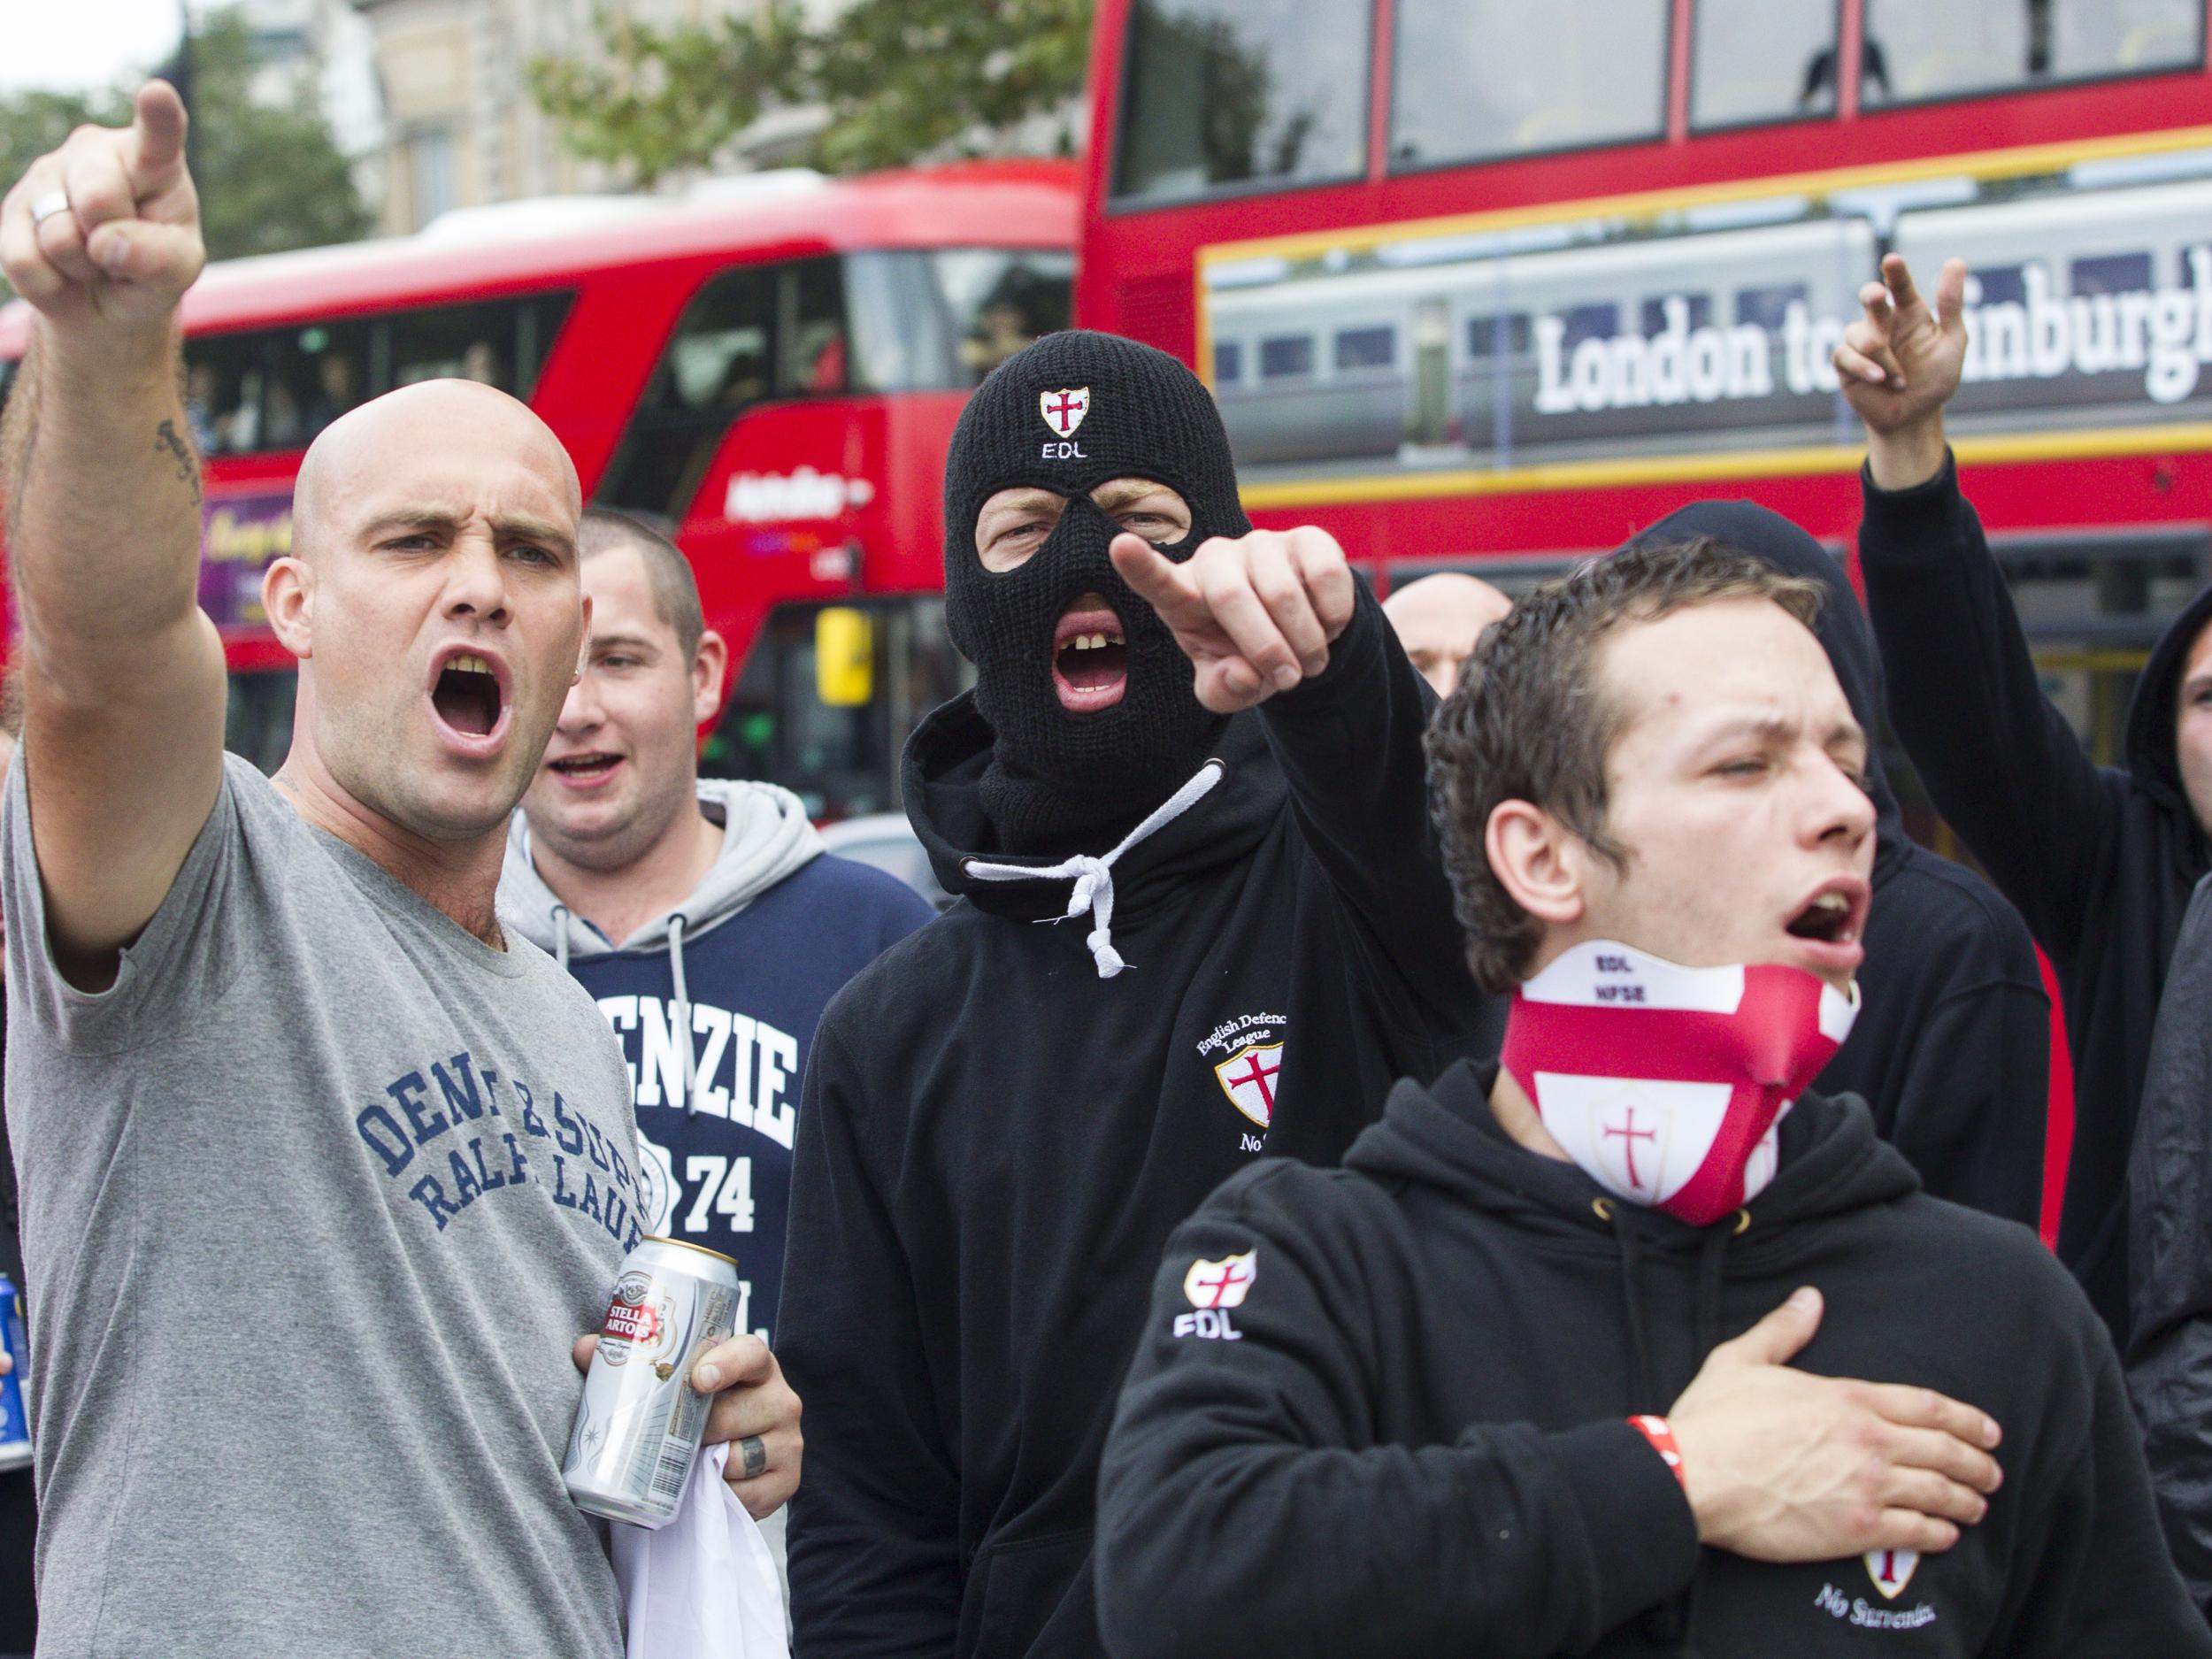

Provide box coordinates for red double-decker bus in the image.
[1078,0,2212,1232]
[0,160,1073,819]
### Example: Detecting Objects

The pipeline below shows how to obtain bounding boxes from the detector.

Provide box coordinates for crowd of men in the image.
[10,81,2212,1659]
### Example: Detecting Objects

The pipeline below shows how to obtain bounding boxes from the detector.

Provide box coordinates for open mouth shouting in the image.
[426,644,512,758]
[1052,592,1129,714]
[546,749,625,792]
[1781,877,1870,977]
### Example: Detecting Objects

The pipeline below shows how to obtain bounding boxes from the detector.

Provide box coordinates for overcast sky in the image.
[3,0,197,96]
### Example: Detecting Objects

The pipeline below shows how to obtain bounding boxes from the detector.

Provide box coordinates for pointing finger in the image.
[1932,257,1970,335]
[125,81,190,190]
[1110,531,1200,617]
[1883,252,1923,318]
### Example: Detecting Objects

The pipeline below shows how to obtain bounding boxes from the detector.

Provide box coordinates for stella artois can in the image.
[563,1237,741,1528]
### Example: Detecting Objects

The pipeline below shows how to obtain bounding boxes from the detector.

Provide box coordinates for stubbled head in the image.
[264,379,588,842]
[521,510,727,874]
[1382,572,1515,698]
[1427,538,1876,995]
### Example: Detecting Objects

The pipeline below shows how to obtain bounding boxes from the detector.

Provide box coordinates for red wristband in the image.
[1628,1414,1686,1487]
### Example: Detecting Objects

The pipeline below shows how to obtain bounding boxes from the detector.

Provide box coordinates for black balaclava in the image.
[941,330,1253,849]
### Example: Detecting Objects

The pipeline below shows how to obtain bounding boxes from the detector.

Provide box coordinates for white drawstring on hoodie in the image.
[959,760,1225,979]
[549,900,704,1115]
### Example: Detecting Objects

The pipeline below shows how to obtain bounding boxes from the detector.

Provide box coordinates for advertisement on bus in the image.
[1195,126,2212,504]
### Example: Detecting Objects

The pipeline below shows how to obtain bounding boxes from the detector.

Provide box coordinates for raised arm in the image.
[1110,529,1475,1031]
[1837,255,2126,952]
[0,82,226,990]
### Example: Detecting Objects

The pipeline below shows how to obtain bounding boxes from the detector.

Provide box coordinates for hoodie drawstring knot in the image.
[550,903,572,972]
[959,760,1225,979]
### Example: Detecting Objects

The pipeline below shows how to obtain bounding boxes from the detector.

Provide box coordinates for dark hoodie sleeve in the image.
[1094,1167,1700,1659]
[1257,581,1478,1034]
[780,1016,964,1656]
[1857,456,2131,959]
[1870,891,2049,1228]
[2126,876,2212,1612]
[1995,1329,2212,1655]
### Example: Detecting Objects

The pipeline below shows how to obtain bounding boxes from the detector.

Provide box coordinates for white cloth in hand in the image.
[611,1440,789,1659]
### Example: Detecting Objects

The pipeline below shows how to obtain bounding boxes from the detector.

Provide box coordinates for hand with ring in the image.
[572,1329,803,1519]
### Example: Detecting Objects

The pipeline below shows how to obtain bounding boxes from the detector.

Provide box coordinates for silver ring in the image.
[29,191,70,227]
[737,1435,767,1481]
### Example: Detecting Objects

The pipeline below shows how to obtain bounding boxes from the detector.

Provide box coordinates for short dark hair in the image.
[580,507,705,657]
[1425,537,1825,994]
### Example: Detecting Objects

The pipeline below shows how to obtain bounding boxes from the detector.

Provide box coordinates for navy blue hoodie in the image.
[1640,500,2048,1227]
[1099,1063,2206,1658]
[500,781,934,1340]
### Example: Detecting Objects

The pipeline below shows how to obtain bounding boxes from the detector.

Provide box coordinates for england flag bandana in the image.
[1501,941,1860,1226]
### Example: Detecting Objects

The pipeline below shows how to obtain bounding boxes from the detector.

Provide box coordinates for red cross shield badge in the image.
[1863,1548,1919,1598]
[1040,386,1090,437]
[1215,1041,1284,1128]
[1182,1250,1256,1309]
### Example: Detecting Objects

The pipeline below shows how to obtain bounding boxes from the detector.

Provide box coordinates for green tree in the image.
[529,0,1094,184]
[0,9,369,301]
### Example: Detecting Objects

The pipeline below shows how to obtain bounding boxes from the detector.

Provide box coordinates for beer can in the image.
[0,1273,30,1474]
[563,1237,740,1529]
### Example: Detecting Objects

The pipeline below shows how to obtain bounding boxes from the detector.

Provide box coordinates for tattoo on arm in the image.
[154,419,203,506]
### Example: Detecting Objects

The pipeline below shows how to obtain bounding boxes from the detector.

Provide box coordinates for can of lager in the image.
[563,1237,741,1528]
[0,1273,30,1473]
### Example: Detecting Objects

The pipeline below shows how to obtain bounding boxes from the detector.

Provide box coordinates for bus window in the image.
[265,320,372,447]
[595,263,783,519]
[184,331,277,457]
[1214,340,1243,383]
[702,596,973,820]
[1391,0,1668,169]
[1864,0,2199,106]
[782,259,849,394]
[1261,335,1315,379]
[845,249,1073,388]
[1640,295,1714,333]
[390,292,576,397]
[1111,0,1369,202]
[1466,314,1532,357]
[1334,326,1395,373]
[1691,0,1840,128]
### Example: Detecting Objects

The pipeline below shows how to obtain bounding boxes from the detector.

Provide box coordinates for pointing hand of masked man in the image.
[573,1332,802,1520]
[0,80,204,350]
[1110,526,1357,713]
[1832,252,1969,494]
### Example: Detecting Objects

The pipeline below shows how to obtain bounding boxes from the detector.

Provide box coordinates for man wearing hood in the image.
[1634,502,2048,1226]
[775,331,1494,1658]
[1096,537,2202,1658]
[1834,254,2212,1341]
[501,508,935,1362]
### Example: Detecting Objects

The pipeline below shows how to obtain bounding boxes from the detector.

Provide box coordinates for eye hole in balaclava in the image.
[941,331,1254,850]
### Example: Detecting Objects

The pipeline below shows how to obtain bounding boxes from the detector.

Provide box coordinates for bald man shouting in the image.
[0,87,797,1656]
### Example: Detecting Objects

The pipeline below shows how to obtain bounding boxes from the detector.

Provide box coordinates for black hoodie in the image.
[1641,501,2048,1227]
[1859,457,2212,1340]
[778,589,1497,1658]
[1096,1064,2205,1659]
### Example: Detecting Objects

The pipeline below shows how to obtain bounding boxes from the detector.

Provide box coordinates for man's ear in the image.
[264,557,312,659]
[1486,798,1588,929]
[693,629,730,727]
